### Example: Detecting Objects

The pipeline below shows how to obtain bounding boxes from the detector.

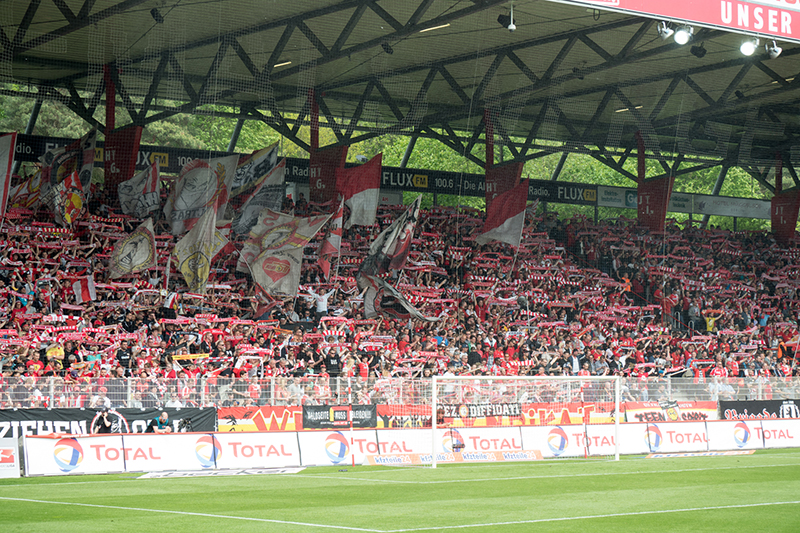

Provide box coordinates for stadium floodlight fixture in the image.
[673,25,693,45]
[766,40,783,59]
[497,0,515,31]
[656,21,674,41]
[740,37,759,56]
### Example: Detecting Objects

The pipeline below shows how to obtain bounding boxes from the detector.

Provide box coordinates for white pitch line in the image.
[383,501,800,532]
[0,496,381,532]
[291,461,800,485]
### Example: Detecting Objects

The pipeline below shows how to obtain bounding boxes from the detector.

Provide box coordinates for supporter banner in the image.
[624,401,718,423]
[0,437,20,478]
[0,408,215,439]
[638,175,674,233]
[302,405,377,429]
[308,145,347,203]
[546,0,800,44]
[440,403,522,418]
[771,188,800,243]
[103,125,143,193]
[719,399,800,420]
[217,406,303,432]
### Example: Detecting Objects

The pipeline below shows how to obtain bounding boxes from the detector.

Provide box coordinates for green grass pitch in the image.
[1,449,799,532]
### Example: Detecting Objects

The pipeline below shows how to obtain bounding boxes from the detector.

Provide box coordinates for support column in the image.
[701,162,730,228]
[227,118,246,153]
[550,152,569,181]
[10,98,43,176]
[400,134,418,168]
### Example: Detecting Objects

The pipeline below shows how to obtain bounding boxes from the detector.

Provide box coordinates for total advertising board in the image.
[21,420,800,475]
[23,432,302,476]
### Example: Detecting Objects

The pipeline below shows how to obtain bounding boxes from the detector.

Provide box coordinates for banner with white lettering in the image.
[302,405,377,429]
[547,0,800,43]
[0,408,216,439]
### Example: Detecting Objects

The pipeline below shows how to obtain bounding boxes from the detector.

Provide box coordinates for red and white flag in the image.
[8,169,43,209]
[485,161,522,213]
[318,197,344,279]
[118,160,160,219]
[0,132,17,220]
[164,154,238,234]
[336,153,381,228]
[476,179,528,247]
[242,209,330,296]
[72,277,97,304]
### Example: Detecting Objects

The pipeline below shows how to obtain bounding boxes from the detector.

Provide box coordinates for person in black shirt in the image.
[93,408,113,434]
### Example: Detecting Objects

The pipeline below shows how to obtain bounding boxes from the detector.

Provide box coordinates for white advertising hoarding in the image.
[0,437,20,478]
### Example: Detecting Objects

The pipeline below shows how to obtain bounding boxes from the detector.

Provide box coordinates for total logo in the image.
[53,438,84,472]
[442,429,465,453]
[645,424,663,452]
[547,427,569,456]
[733,422,751,448]
[195,435,222,469]
[324,432,350,464]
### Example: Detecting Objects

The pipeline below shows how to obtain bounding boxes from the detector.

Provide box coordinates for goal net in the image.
[424,375,621,467]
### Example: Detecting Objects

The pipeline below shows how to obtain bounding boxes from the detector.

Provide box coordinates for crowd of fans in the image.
[1,182,800,410]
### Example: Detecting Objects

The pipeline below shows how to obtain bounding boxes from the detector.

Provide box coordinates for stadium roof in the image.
[3,0,800,190]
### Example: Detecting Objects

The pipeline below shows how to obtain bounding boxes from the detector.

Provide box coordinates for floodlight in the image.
[656,21,674,41]
[740,37,759,56]
[673,25,693,45]
[766,40,783,59]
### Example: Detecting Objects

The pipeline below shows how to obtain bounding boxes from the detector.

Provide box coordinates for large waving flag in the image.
[318,197,344,279]
[366,195,422,274]
[108,218,157,278]
[231,158,286,235]
[485,161,522,213]
[174,208,228,293]
[475,179,529,247]
[118,160,160,219]
[0,132,16,220]
[242,209,330,296]
[164,154,238,234]
[40,129,96,193]
[9,169,43,209]
[229,142,280,207]
[360,273,438,322]
[336,153,381,228]
[42,171,86,228]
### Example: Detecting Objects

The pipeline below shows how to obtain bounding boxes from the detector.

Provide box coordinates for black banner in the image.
[302,405,377,429]
[0,408,216,438]
[440,403,522,418]
[719,399,800,420]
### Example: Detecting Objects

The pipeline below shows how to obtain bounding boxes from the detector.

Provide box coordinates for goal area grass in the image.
[1,448,799,532]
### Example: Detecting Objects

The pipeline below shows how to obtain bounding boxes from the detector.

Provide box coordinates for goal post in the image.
[430,375,620,468]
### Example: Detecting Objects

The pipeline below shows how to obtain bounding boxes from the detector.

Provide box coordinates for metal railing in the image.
[1,376,798,409]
